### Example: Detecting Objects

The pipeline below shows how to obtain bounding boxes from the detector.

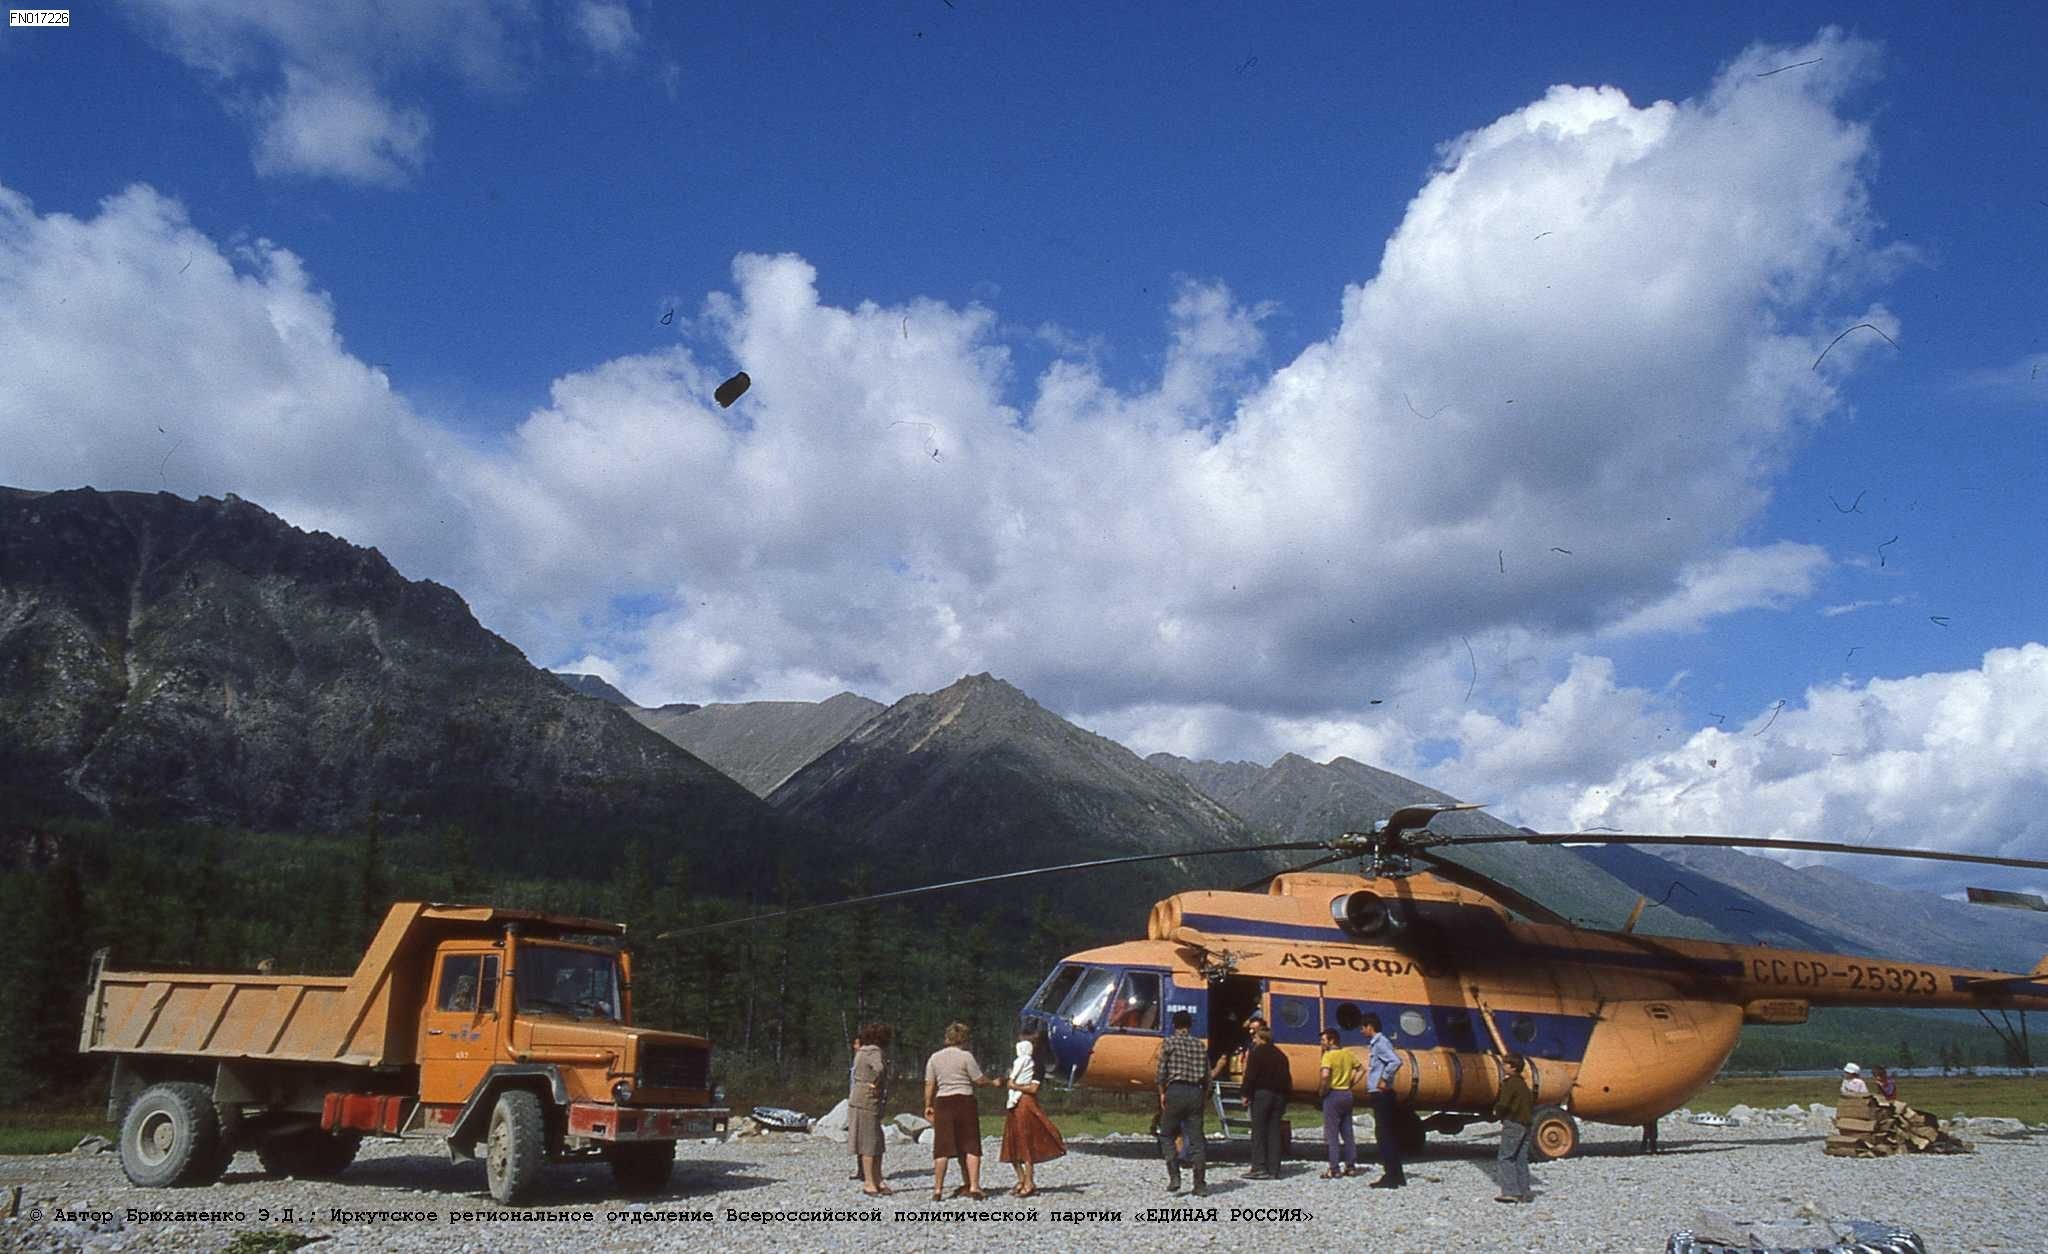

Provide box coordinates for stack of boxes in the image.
[1825,1093,1973,1157]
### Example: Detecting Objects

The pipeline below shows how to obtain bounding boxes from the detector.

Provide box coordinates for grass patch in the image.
[0,1105,106,1155]
[1688,1076,2048,1123]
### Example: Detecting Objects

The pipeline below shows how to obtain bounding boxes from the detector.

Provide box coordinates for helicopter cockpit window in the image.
[1060,967,1118,1028]
[1032,965,1085,1014]
[1334,1003,1363,1031]
[1108,972,1161,1031]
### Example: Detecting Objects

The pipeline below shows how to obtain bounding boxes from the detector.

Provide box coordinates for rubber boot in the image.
[1191,1165,1207,1197]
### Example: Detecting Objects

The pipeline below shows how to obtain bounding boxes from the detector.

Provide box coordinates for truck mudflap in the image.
[566,1102,729,1142]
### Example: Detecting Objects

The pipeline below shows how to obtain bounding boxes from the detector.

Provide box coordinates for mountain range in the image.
[4,485,2038,974]
[0,487,795,883]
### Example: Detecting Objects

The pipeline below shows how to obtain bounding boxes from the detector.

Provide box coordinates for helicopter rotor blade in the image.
[1441,831,2048,874]
[1407,849,1574,927]
[654,840,1330,939]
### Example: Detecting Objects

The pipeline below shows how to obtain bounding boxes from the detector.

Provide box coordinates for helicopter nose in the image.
[1024,1011,1093,1077]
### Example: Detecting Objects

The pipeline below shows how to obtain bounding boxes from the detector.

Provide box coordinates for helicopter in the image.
[667,803,2048,1161]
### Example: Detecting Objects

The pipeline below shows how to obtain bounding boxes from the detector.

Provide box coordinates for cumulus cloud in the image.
[249,67,430,185]
[126,0,644,183]
[571,1,641,61]
[1603,544,1829,637]
[1561,645,2048,893]
[3,32,1959,848]
[0,183,473,582]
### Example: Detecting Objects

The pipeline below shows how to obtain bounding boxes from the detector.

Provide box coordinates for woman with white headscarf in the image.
[998,1027,1065,1198]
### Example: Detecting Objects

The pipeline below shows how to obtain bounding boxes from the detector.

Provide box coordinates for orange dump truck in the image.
[79,902,728,1204]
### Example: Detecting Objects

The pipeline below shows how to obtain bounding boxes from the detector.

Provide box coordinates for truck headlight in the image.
[613,1080,635,1104]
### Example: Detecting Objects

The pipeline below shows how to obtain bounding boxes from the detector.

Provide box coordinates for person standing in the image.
[923,1022,1004,1201]
[1241,1020,1291,1179]
[1361,1013,1407,1188]
[999,1030,1065,1198]
[1317,1027,1359,1179]
[1154,1010,1210,1196]
[850,1024,893,1197]
[1492,1053,1536,1203]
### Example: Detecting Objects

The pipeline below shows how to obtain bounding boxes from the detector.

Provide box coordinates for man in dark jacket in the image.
[1239,1019,1290,1178]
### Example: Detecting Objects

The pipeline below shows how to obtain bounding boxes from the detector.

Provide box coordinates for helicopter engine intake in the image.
[1330,890,1409,938]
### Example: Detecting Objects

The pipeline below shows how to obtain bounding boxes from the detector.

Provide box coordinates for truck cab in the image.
[82,903,729,1204]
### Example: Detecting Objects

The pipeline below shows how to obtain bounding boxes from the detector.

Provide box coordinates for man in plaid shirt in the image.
[1155,1010,1210,1195]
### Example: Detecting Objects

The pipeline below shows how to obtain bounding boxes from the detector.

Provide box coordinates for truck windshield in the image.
[515,945,622,1021]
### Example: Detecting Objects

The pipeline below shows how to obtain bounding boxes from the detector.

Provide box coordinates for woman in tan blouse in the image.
[922,1021,1006,1201]
[850,1023,893,1196]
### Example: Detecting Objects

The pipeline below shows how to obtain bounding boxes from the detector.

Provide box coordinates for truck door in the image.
[419,945,503,1105]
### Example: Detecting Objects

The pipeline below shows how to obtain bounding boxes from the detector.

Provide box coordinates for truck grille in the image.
[640,1041,710,1090]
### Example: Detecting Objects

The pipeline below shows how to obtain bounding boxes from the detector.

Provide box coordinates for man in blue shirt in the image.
[1361,1013,1407,1188]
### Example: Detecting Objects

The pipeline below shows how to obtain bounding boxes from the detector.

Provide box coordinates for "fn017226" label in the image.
[10,9,70,25]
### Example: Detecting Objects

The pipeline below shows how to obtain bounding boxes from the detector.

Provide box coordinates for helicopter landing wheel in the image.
[1531,1105,1579,1160]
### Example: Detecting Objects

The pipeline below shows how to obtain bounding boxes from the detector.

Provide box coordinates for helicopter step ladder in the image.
[1212,1079,1245,1137]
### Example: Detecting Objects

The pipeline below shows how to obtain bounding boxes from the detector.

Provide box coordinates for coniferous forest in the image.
[4,816,2024,1121]
[0,818,1111,1113]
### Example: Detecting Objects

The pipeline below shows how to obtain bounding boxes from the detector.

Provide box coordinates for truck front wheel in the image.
[485,1089,547,1204]
[607,1140,675,1194]
[119,1082,227,1188]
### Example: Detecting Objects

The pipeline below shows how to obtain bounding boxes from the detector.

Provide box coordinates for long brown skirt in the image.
[999,1092,1067,1165]
[849,1105,885,1157]
[931,1094,982,1159]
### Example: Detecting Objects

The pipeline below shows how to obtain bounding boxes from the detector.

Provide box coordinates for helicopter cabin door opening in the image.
[1207,975,1262,1078]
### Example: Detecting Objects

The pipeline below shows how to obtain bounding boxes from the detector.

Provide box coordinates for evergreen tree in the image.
[357,804,389,945]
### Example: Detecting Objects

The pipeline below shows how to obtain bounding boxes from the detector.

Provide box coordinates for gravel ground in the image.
[3,1117,2043,1252]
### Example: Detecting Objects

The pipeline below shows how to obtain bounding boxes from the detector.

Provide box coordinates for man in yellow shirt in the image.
[1317,1027,1360,1178]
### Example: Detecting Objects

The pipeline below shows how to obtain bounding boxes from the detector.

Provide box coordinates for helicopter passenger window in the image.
[1398,1010,1428,1038]
[1109,972,1161,1031]
[1334,1003,1363,1031]
[1277,1000,1311,1029]
[1061,967,1118,1028]
[1033,965,1085,1013]
[1510,1016,1538,1045]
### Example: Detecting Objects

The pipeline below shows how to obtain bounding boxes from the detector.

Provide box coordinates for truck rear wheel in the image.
[119,1082,227,1188]
[258,1130,361,1179]
[607,1140,676,1194]
[485,1089,547,1204]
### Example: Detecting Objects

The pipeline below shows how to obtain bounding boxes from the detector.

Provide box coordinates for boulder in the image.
[812,1100,851,1138]
[71,1135,113,1156]
[893,1113,932,1138]
[883,1125,911,1146]
[1725,1104,1755,1126]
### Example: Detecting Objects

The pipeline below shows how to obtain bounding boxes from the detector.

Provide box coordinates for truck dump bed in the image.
[79,902,625,1067]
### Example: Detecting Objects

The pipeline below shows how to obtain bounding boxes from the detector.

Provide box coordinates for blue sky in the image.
[3,3,2045,891]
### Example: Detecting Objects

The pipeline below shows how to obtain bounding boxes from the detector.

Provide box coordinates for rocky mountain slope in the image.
[632,692,884,797]
[0,487,796,881]
[767,674,1282,920]
[550,671,638,707]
